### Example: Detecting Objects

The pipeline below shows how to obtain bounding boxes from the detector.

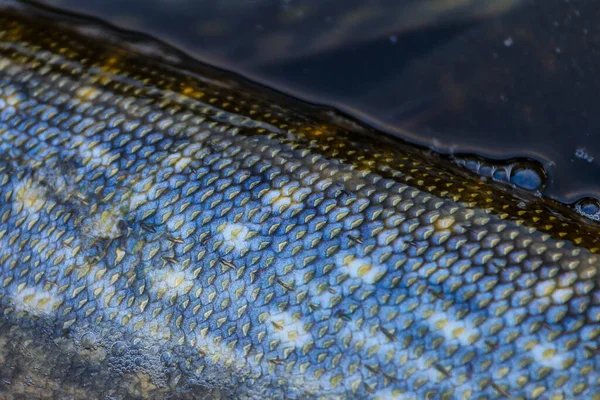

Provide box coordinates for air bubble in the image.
[161,351,173,365]
[492,168,508,182]
[80,332,98,349]
[574,197,600,221]
[510,166,544,191]
[111,341,127,356]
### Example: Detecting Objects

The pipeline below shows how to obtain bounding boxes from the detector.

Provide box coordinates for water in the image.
[31,0,600,208]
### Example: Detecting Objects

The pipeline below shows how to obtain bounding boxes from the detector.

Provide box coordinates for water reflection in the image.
[39,0,523,65]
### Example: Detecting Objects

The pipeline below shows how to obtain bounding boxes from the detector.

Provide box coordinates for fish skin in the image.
[0,2,599,400]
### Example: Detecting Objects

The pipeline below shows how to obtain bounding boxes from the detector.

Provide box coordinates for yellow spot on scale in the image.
[267,312,312,348]
[99,57,121,75]
[75,86,101,101]
[166,271,186,288]
[12,286,62,316]
[164,152,192,173]
[357,264,373,278]
[340,255,385,285]
[219,222,251,252]
[5,93,22,106]
[14,179,46,215]
[148,268,193,298]
[435,216,455,230]
[182,86,203,98]
[84,209,123,239]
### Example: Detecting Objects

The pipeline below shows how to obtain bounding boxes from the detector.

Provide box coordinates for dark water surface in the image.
[35,0,600,206]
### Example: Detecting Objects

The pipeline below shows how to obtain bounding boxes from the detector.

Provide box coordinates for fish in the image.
[0,1,599,399]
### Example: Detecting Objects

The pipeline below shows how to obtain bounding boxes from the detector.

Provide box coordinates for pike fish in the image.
[0,1,599,399]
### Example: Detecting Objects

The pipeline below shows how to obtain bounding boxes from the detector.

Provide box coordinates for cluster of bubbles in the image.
[452,155,600,224]
[452,156,546,191]
[74,325,169,388]
[574,197,600,222]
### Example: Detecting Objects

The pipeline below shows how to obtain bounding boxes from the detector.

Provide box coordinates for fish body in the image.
[0,2,599,399]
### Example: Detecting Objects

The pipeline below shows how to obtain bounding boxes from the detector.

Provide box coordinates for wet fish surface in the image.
[0,1,600,399]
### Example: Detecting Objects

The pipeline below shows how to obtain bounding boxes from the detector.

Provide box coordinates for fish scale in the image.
[0,2,599,400]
